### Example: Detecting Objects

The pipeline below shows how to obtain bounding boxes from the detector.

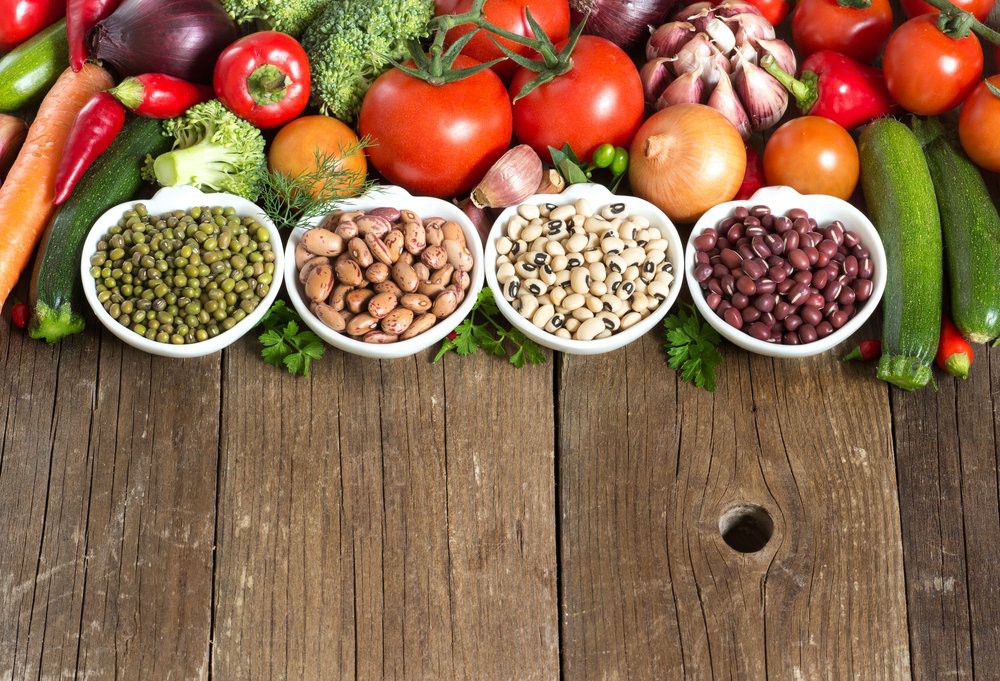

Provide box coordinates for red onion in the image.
[89,0,238,83]
[570,0,680,49]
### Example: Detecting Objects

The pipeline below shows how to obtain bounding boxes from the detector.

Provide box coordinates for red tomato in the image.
[763,116,859,200]
[900,0,992,20]
[436,0,570,82]
[883,15,983,115]
[959,75,1000,172]
[358,56,513,198]
[731,0,792,26]
[792,0,893,64]
[0,0,64,52]
[509,35,644,163]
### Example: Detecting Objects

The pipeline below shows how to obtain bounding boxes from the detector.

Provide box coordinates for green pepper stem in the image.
[760,55,817,113]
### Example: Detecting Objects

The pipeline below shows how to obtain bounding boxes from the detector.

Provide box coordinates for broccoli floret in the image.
[219,0,328,37]
[302,0,435,122]
[145,100,266,201]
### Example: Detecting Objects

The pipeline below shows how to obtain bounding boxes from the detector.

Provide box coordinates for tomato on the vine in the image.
[436,0,570,82]
[509,35,644,163]
[899,0,993,21]
[763,116,859,200]
[791,0,893,64]
[959,76,1000,172]
[358,55,513,198]
[883,15,983,115]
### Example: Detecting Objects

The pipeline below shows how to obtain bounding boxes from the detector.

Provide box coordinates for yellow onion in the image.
[628,103,746,223]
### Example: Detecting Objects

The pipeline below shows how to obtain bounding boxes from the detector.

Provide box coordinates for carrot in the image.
[0,64,113,310]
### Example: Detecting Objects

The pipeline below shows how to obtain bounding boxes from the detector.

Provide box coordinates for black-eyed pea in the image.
[631,215,651,229]
[568,214,586,230]
[564,317,581,333]
[555,328,571,339]
[630,291,650,313]
[509,239,527,258]
[574,316,606,340]
[418,281,445,298]
[543,313,566,333]
[646,296,660,311]
[549,285,567,308]
[606,271,623,291]
[426,224,444,246]
[538,265,557,286]
[597,311,621,332]
[513,294,538,319]
[537,293,552,307]
[600,235,625,255]
[584,216,607,233]
[640,259,657,282]
[346,288,376,314]
[305,263,335,302]
[442,221,466,247]
[517,203,541,221]
[520,222,543,242]
[590,281,608,297]
[301,228,345,257]
[654,271,674,289]
[566,232,588,253]
[501,278,519,301]
[414,262,431,282]
[574,198,593,217]
[621,311,642,330]
[391,260,419,293]
[601,293,628,315]
[622,266,639,283]
[583,248,603,264]
[595,329,613,340]
[523,278,547,296]
[327,283,352,311]
[375,280,403,297]
[311,302,346,332]
[523,250,550,267]
[367,291,397,318]
[497,262,516,283]
[403,222,426,254]
[544,219,567,239]
[400,293,432,312]
[348,237,374,267]
[621,247,645,268]
[550,254,569,272]
[588,261,607,282]
[572,306,595,321]
[400,313,436,340]
[648,280,671,301]
[569,267,590,294]
[565,252,584,269]
[496,254,511,268]
[529,236,548,253]
[599,202,626,220]
[618,280,636,302]
[587,295,605,314]
[531,303,555,329]
[555,269,571,288]
[549,204,575,222]
[514,261,538,279]
[645,248,667,265]
[647,238,670,252]
[346,313,379,336]
[496,236,513,255]
[561,293,585,311]
[452,270,471,290]
[620,221,638,241]
[431,289,460,318]
[299,255,328,285]
[381,307,414,335]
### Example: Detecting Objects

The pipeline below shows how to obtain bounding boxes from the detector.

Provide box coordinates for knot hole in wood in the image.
[719,503,774,553]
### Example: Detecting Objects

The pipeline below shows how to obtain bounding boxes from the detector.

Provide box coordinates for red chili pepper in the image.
[762,50,898,130]
[66,0,121,71]
[936,316,973,379]
[53,92,125,206]
[213,31,311,129]
[11,302,30,329]
[842,338,881,361]
[735,145,765,200]
[107,74,213,119]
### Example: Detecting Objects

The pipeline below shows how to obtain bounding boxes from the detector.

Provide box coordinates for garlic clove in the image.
[703,16,736,54]
[640,58,675,104]
[674,1,715,21]
[733,57,788,131]
[755,38,797,79]
[673,33,714,77]
[646,21,697,60]
[656,66,705,108]
[708,70,751,139]
[471,144,544,209]
[732,12,776,43]
[700,43,732,88]
[733,39,758,67]
[536,168,566,195]
[714,0,763,18]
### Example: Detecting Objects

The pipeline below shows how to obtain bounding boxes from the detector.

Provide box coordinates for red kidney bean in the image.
[717,237,731,250]
[748,323,771,340]
[761,214,774,229]
[823,301,839,318]
[823,280,842,301]
[831,310,850,329]
[783,231,800,252]
[788,283,810,305]
[768,266,788,283]
[806,293,826,309]
[765,233,784,255]
[812,269,829,290]
[706,292,722,310]
[786,208,808,220]
[794,270,813,286]
[818,239,838,258]
[788,248,809,270]
[842,304,856,318]
[756,279,776,294]
[773,216,793,233]
[799,324,818,343]
[720,216,739,231]
[760,311,776,327]
[696,252,710,266]
[750,205,771,217]
[694,232,717,251]
[801,306,822,326]
[859,257,874,280]
[737,275,757,295]
[712,263,729,278]
[842,230,860,248]
[708,278,723,295]
[854,279,873,301]
[720,248,742,268]
[721,274,735,296]
[785,314,803,331]
[777,278,795,295]
[743,259,767,280]
[732,293,750,310]
[755,293,776,312]
[738,244,755,261]
[805,246,820,265]
[695,263,712,282]
[774,301,792,320]
[746,225,767,238]
[852,244,870,259]
[734,206,749,219]
[815,252,830,268]
[723,307,743,329]
[742,306,761,323]
[727,223,744,242]
[717,300,732,314]
[816,321,834,337]
[793,217,811,234]
[838,286,856,306]
[751,236,771,258]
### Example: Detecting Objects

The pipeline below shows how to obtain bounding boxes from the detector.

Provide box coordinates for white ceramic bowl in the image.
[284,185,484,359]
[685,185,887,358]
[484,183,685,355]
[81,185,284,358]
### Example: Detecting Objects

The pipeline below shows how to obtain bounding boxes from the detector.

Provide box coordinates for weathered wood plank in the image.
[212,340,559,681]
[894,347,1000,681]
[558,332,909,679]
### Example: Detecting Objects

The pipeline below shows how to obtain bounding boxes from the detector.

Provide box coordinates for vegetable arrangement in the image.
[0,0,995,394]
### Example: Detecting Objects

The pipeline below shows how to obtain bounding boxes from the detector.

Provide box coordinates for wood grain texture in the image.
[558,333,910,680]
[0,328,220,681]
[212,340,559,681]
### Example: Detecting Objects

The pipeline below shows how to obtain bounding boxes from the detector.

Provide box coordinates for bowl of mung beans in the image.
[685,185,886,358]
[81,185,284,358]
[485,183,685,355]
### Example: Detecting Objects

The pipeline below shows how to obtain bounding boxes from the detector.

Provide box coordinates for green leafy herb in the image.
[663,304,725,392]
[257,139,378,232]
[434,289,547,368]
[256,300,325,376]
[548,142,628,193]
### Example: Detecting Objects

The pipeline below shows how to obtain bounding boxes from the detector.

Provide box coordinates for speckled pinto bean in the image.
[693,206,874,344]
[495,200,675,341]
[299,207,474,342]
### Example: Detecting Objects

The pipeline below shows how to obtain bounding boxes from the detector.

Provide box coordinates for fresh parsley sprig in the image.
[663,304,725,392]
[256,300,325,376]
[434,289,547,368]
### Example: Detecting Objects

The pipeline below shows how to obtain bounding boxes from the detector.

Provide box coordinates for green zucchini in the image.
[28,116,171,342]
[913,117,1000,344]
[859,118,942,391]
[0,20,70,113]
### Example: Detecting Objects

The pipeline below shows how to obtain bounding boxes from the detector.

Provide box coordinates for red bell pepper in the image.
[762,50,897,130]
[735,145,765,200]
[53,92,125,205]
[108,73,213,118]
[936,317,974,379]
[0,0,64,53]
[66,0,121,71]
[213,31,310,129]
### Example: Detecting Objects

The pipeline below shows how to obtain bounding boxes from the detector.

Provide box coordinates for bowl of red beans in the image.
[685,186,886,358]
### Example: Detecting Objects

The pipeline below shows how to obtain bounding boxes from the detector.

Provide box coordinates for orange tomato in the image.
[763,116,859,200]
[959,76,1000,172]
[268,115,367,199]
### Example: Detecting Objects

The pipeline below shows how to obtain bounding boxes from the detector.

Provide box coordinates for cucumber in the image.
[0,20,70,113]
[28,116,171,343]
[913,117,1000,344]
[859,118,942,391]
